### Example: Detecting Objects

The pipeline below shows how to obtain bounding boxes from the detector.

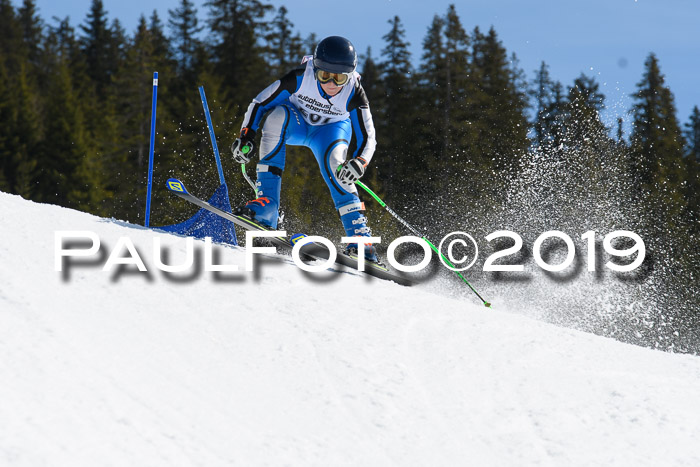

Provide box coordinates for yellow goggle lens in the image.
[315,69,349,86]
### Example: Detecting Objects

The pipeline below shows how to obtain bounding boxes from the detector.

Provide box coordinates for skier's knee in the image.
[261,106,289,143]
[328,144,352,187]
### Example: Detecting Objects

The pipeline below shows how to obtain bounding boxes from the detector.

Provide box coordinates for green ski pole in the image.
[356,180,491,308]
[241,163,257,195]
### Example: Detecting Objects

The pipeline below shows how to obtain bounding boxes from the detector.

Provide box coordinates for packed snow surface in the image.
[1,191,699,466]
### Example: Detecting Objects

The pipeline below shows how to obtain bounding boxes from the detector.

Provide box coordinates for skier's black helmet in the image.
[313,36,357,74]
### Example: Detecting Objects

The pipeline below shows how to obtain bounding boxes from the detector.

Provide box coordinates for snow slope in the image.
[1,191,700,466]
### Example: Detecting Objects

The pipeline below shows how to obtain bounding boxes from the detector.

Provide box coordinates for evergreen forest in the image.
[1,0,698,351]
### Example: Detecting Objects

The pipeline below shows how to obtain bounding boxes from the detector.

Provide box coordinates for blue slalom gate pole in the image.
[145,71,159,227]
[199,86,226,186]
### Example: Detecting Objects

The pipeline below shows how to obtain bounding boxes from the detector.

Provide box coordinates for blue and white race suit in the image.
[240,56,376,217]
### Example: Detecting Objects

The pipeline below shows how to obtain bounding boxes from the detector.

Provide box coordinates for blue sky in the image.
[22,0,700,132]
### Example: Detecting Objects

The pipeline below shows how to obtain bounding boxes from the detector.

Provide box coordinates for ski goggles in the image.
[315,69,350,86]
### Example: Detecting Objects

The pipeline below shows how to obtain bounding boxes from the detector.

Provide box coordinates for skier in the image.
[230,36,380,263]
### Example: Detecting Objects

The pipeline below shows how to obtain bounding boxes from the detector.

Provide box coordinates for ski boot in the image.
[343,243,381,264]
[234,170,281,229]
[339,205,382,265]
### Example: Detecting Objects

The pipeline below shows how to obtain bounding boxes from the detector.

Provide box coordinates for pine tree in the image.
[75,6,124,214]
[167,0,207,170]
[416,14,446,162]
[630,53,687,225]
[377,16,416,195]
[418,16,445,97]
[469,26,529,176]
[380,16,413,93]
[303,32,317,56]
[356,46,382,198]
[149,10,171,68]
[685,106,700,163]
[359,47,380,101]
[79,0,114,97]
[108,18,127,71]
[167,0,207,169]
[616,117,626,146]
[0,60,11,190]
[0,0,22,67]
[106,15,176,220]
[442,5,471,157]
[0,0,21,192]
[11,62,40,198]
[204,0,273,111]
[353,45,382,166]
[683,106,700,228]
[48,17,88,90]
[17,0,43,64]
[0,62,22,195]
[563,74,625,220]
[44,17,94,142]
[266,6,304,76]
[417,7,473,199]
[0,1,43,199]
[629,55,697,340]
[37,44,110,213]
[530,61,566,149]
[563,74,608,147]
[168,0,203,76]
[417,6,492,215]
[531,62,553,148]
[119,16,159,170]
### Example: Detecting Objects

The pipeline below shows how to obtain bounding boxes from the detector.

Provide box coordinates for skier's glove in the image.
[337,157,367,184]
[231,128,256,164]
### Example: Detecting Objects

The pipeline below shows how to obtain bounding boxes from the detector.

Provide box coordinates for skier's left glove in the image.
[231,127,256,164]
[337,157,367,184]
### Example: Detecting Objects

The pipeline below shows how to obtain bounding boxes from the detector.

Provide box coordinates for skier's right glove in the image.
[231,127,256,164]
